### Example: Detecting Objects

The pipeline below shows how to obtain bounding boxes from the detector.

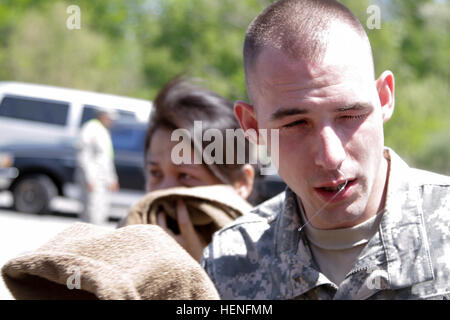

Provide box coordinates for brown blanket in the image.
[2,223,219,300]
[120,184,252,244]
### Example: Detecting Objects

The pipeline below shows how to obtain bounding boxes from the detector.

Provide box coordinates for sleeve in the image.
[106,132,119,186]
[200,243,218,290]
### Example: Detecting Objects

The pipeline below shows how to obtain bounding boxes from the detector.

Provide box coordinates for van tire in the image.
[12,174,57,214]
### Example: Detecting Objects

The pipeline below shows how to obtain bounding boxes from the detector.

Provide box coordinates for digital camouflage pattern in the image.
[201,149,450,299]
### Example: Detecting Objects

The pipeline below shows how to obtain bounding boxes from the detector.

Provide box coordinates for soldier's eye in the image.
[341,114,366,120]
[282,119,307,129]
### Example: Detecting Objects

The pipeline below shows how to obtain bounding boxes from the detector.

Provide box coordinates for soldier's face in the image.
[236,47,395,229]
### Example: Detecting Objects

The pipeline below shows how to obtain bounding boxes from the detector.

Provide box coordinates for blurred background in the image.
[0,0,448,172]
[0,0,448,298]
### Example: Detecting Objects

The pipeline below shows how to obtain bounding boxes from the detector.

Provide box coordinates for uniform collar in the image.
[375,148,434,289]
[273,148,434,298]
[274,188,331,298]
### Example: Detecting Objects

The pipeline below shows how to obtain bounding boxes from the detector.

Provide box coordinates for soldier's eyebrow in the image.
[335,103,371,112]
[270,103,372,120]
[269,103,372,122]
[270,108,309,121]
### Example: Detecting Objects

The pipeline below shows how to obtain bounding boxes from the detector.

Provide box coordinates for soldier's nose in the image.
[314,125,346,170]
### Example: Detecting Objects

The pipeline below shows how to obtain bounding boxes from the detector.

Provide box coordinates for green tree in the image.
[2,2,144,96]
[0,0,448,173]
[137,0,272,100]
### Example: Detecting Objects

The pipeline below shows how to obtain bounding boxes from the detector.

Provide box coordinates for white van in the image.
[0,82,152,145]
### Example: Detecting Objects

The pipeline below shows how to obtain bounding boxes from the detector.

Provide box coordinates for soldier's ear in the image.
[376,70,395,124]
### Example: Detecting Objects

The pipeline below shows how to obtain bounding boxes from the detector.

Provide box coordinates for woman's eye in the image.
[179,173,194,180]
[148,169,162,178]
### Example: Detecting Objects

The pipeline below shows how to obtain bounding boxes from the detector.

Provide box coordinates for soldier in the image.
[77,109,120,225]
[201,0,450,299]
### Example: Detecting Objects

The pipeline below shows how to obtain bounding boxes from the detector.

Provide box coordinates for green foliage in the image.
[371,0,450,173]
[0,2,144,96]
[0,0,448,173]
[384,76,450,165]
[139,0,271,100]
[417,129,450,175]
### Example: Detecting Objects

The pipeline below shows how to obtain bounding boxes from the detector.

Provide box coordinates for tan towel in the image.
[120,185,252,244]
[1,222,220,300]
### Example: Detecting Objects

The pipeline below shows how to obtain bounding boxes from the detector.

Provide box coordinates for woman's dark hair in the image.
[145,76,254,185]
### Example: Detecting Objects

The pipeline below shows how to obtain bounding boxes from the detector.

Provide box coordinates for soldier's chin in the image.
[326,203,368,227]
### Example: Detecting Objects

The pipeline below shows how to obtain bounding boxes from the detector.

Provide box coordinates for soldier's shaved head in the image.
[244,0,375,103]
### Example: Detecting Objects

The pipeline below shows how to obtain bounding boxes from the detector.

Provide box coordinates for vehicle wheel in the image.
[12,174,58,214]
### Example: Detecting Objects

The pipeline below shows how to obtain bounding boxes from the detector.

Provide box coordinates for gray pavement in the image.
[0,191,138,299]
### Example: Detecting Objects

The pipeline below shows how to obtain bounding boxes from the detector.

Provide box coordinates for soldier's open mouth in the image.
[320,182,347,192]
[314,179,357,202]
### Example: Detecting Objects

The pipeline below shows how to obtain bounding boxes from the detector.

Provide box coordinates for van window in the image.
[111,125,146,153]
[79,105,98,127]
[0,95,69,126]
[80,105,136,127]
[117,110,136,120]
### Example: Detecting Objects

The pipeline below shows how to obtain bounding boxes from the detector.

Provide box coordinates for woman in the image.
[2,77,253,300]
[121,76,256,261]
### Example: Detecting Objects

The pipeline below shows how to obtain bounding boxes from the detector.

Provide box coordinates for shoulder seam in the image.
[216,218,268,235]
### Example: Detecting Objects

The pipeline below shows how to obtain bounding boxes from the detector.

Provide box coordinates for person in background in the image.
[77,109,120,225]
[120,77,256,261]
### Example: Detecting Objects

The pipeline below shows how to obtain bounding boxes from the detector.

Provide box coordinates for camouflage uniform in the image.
[201,149,450,299]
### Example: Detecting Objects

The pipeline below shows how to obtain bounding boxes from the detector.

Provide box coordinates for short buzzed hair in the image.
[244,0,374,97]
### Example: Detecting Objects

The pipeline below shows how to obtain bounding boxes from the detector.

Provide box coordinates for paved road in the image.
[0,191,138,299]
